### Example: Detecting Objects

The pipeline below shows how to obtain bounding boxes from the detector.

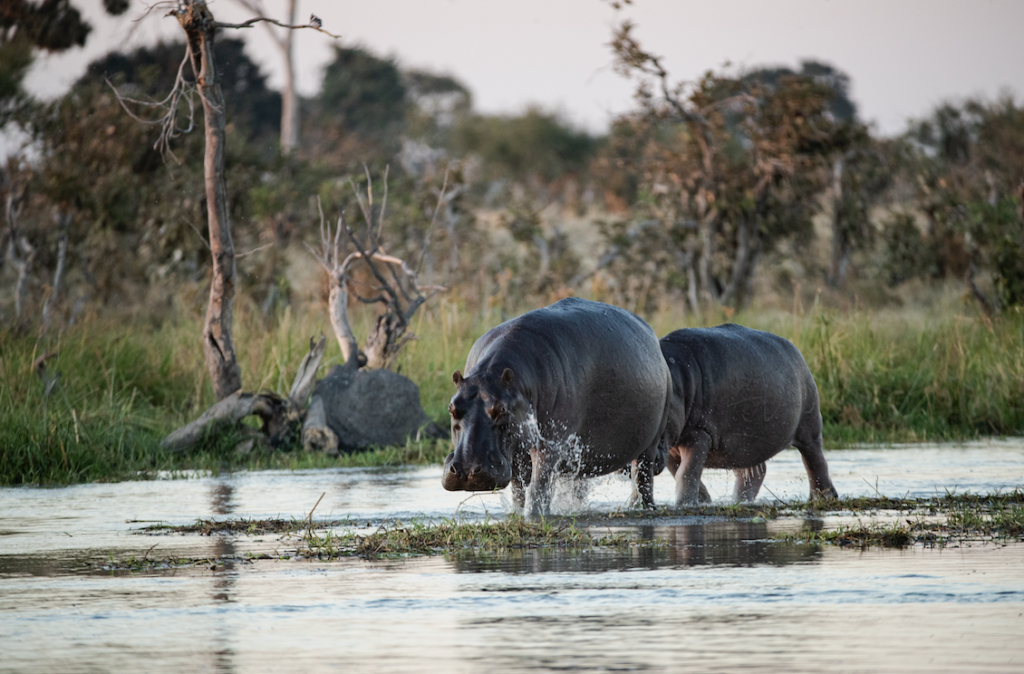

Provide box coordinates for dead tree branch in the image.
[306,174,446,372]
[106,47,196,162]
[215,15,341,39]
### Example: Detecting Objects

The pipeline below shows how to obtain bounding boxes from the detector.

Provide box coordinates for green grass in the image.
[2,296,1022,485]
[702,304,1024,445]
[774,489,1024,548]
[782,523,916,548]
[347,515,608,557]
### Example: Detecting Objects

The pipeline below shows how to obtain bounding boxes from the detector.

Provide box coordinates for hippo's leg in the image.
[634,454,656,509]
[509,451,532,510]
[627,461,641,507]
[625,458,656,509]
[794,431,838,500]
[510,478,525,509]
[673,432,711,506]
[698,481,712,503]
[525,445,555,518]
[733,462,767,502]
[669,446,713,502]
[666,446,681,477]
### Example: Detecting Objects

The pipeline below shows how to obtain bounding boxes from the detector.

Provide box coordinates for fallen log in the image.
[161,335,327,452]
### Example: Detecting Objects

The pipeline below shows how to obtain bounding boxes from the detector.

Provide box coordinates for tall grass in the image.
[750,306,1024,443]
[2,295,1021,485]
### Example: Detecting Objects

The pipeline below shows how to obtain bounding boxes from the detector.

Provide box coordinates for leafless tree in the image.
[306,170,446,371]
[231,0,303,155]
[4,175,33,321]
[111,0,336,400]
[40,208,72,332]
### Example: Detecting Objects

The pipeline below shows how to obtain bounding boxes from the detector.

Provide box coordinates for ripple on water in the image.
[1,442,1023,673]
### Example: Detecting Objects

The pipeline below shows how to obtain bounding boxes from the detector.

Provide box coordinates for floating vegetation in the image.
[350,515,641,557]
[105,490,1024,571]
[138,517,351,537]
[776,523,916,549]
[773,489,1024,548]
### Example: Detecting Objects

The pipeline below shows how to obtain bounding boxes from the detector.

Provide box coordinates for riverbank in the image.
[2,298,1021,485]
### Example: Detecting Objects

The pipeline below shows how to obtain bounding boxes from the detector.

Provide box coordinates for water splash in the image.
[510,413,619,515]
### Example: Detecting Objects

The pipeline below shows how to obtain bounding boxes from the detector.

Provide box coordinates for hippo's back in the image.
[662,324,813,386]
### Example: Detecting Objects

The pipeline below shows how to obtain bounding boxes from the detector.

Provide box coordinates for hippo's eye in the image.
[448,403,464,421]
[487,403,508,425]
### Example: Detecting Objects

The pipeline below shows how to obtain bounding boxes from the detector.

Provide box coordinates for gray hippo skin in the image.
[660,324,838,505]
[443,297,672,517]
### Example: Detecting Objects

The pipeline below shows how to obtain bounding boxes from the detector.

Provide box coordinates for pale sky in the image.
[19,0,1024,137]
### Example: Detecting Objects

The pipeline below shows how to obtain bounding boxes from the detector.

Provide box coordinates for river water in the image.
[2,441,1023,673]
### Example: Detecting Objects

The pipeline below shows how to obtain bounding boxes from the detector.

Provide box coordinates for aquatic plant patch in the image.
[106,490,1024,573]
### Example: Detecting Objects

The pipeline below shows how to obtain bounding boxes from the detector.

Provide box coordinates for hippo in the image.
[659,324,838,505]
[443,297,672,517]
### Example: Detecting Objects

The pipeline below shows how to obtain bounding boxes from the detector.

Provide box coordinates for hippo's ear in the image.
[500,368,514,387]
[452,370,463,386]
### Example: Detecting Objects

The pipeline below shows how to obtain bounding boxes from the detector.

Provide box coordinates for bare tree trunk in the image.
[279,0,299,155]
[328,272,360,369]
[7,192,34,321]
[533,233,550,281]
[738,245,761,309]
[720,220,756,308]
[41,210,71,331]
[828,158,849,289]
[695,187,719,306]
[233,0,301,155]
[686,264,699,315]
[301,395,337,454]
[11,236,34,320]
[178,1,242,400]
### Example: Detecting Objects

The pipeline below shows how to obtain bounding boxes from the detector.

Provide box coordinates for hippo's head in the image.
[442,367,525,492]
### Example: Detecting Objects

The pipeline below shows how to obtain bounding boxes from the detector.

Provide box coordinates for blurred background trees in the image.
[3,11,1023,331]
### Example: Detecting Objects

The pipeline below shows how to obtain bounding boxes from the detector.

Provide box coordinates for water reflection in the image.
[451,520,823,574]
[209,479,238,673]
[1,445,1023,674]
[211,480,235,516]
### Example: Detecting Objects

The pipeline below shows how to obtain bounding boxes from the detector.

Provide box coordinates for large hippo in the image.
[443,297,672,517]
[659,324,838,505]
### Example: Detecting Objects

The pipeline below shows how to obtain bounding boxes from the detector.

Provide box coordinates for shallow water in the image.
[2,441,1023,673]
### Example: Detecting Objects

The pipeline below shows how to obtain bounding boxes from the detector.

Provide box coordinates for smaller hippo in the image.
[660,324,838,505]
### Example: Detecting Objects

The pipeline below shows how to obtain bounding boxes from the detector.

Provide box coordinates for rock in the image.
[310,365,448,452]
